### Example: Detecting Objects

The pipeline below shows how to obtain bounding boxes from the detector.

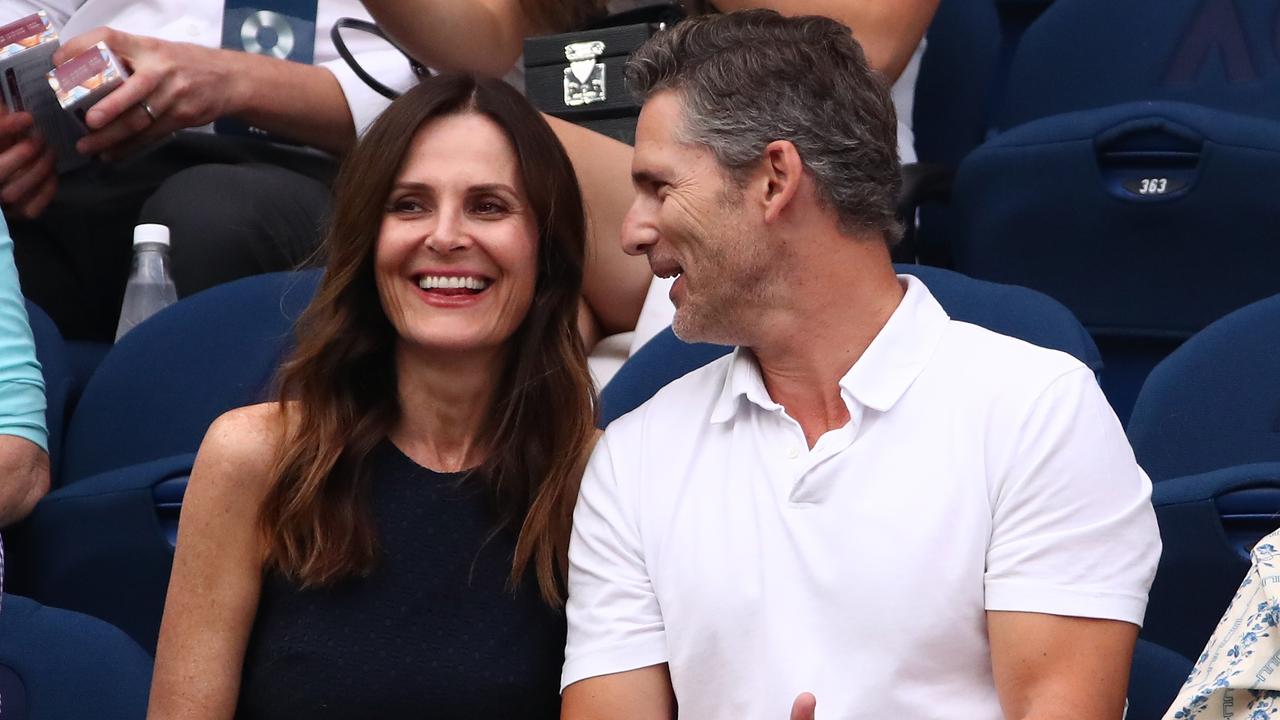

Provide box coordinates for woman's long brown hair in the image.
[258,73,597,606]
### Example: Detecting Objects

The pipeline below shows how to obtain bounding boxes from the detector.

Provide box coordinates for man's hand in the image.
[53,28,249,161]
[0,111,57,219]
[790,692,817,720]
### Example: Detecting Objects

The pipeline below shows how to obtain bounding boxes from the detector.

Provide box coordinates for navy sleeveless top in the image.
[237,441,565,719]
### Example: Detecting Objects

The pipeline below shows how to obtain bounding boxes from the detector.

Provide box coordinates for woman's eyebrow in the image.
[468,183,519,195]
[390,181,433,193]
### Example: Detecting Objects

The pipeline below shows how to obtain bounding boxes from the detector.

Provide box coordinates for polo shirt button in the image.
[786,447,799,459]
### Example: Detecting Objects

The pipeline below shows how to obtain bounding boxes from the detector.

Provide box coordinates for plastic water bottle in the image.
[114,224,178,342]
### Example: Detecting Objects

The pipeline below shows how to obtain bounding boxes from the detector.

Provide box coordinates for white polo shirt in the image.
[563,275,1161,719]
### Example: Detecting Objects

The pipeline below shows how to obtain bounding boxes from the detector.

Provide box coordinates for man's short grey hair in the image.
[627,9,903,244]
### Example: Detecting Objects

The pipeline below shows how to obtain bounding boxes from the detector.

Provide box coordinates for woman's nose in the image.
[424,207,472,253]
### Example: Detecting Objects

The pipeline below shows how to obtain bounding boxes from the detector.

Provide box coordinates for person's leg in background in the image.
[9,162,161,341]
[139,162,332,297]
[10,133,337,341]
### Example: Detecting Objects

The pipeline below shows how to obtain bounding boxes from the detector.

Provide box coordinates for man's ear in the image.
[760,140,804,225]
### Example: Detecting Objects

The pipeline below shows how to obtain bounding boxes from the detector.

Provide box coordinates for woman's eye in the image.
[472,200,509,215]
[387,198,424,213]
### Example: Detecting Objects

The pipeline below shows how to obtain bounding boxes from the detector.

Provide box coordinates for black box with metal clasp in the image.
[522,3,683,145]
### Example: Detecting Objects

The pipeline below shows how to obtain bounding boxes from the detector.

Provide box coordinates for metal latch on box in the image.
[564,40,607,107]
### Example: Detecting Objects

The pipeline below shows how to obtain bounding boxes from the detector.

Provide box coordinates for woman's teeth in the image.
[417,275,489,291]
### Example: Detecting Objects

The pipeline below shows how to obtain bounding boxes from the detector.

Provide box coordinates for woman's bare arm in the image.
[359,0,536,78]
[713,0,939,82]
[548,116,652,336]
[147,404,282,719]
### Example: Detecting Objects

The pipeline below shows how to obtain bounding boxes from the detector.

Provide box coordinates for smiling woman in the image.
[375,113,541,355]
[145,74,597,720]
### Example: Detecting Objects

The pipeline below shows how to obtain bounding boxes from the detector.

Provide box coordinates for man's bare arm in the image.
[988,611,1137,720]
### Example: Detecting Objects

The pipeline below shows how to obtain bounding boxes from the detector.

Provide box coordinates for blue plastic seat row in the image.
[910,0,1280,422]
[8,271,319,651]
[1127,293,1280,660]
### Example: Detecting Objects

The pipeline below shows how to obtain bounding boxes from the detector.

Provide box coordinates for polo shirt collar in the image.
[709,274,949,423]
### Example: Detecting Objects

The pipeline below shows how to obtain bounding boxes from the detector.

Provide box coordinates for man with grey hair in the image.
[560,10,1161,720]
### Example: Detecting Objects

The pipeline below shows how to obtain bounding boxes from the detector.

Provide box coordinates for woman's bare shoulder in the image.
[190,402,293,505]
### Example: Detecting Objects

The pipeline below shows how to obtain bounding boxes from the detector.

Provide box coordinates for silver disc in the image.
[240,10,295,60]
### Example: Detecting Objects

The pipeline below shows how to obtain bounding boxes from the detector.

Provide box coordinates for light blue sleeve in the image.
[0,214,47,452]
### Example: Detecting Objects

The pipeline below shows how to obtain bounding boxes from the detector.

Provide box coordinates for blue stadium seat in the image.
[1128,639,1194,720]
[7,270,321,652]
[1128,292,1280,482]
[1142,463,1280,661]
[1127,293,1280,659]
[58,270,320,485]
[62,340,110,424]
[950,101,1280,421]
[910,0,1054,262]
[915,0,1056,167]
[913,0,1002,168]
[998,0,1280,129]
[0,594,152,719]
[600,264,1101,427]
[24,301,71,481]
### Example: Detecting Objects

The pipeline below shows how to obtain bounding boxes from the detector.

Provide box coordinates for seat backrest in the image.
[1128,293,1280,482]
[953,101,1280,340]
[998,0,1280,129]
[599,265,1100,426]
[24,300,70,481]
[0,594,152,719]
[8,453,198,653]
[915,0,1056,166]
[1142,463,1280,660]
[913,0,1003,167]
[1127,639,1194,720]
[60,270,321,485]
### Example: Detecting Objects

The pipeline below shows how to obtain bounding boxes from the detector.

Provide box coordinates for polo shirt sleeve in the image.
[984,366,1160,626]
[0,219,46,453]
[561,428,668,691]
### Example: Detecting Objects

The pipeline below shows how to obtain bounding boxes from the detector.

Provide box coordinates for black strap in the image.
[335,6,685,101]
[331,17,430,100]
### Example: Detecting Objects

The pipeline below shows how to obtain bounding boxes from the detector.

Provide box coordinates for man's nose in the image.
[621,197,659,257]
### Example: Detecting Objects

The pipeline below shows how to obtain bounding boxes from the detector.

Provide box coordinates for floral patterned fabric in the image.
[1164,530,1280,718]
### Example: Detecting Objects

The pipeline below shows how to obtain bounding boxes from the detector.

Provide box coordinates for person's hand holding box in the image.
[0,109,56,219]
[53,27,246,161]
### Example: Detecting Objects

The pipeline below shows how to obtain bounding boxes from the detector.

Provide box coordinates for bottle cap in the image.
[133,224,170,247]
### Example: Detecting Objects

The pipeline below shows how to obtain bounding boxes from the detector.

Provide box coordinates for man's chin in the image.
[671,310,738,346]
